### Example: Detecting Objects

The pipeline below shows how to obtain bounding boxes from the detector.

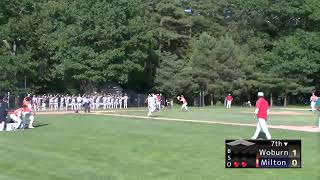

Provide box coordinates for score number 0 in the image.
[291,149,298,167]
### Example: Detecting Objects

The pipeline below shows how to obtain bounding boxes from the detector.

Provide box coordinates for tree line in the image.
[0,0,319,105]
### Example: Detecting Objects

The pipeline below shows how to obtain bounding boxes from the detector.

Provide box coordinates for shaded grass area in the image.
[0,114,318,180]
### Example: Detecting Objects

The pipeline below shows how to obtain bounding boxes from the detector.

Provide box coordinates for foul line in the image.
[93,112,320,133]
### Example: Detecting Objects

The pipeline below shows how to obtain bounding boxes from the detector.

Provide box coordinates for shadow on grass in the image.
[33,123,49,128]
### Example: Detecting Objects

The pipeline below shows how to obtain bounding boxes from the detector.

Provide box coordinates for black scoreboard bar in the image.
[225,139,301,168]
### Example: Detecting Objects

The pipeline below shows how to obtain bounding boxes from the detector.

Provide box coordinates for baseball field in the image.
[0,107,319,180]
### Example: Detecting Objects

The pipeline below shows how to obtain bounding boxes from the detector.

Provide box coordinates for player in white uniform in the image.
[41,96,46,111]
[95,96,101,109]
[114,96,119,109]
[110,96,114,109]
[71,96,76,110]
[146,94,157,117]
[8,108,23,130]
[106,95,111,109]
[54,96,59,110]
[49,96,54,110]
[102,95,107,109]
[118,96,122,109]
[32,96,38,111]
[77,95,82,110]
[59,95,64,110]
[65,95,70,110]
[123,94,128,108]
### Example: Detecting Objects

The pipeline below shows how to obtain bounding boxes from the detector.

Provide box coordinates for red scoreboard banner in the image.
[225,139,301,168]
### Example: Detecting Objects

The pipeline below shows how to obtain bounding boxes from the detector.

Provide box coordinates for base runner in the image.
[177,95,188,111]
[9,108,23,130]
[146,94,157,117]
[251,92,271,140]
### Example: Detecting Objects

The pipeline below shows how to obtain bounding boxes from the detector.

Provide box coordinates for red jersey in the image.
[23,102,32,112]
[311,95,317,102]
[256,97,269,120]
[226,95,233,101]
[157,95,161,102]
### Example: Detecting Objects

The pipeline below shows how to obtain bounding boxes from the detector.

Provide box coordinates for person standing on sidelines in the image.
[82,96,91,113]
[226,94,233,109]
[310,93,318,112]
[177,95,188,111]
[251,92,271,140]
[123,94,128,108]
[0,97,8,131]
[60,95,65,110]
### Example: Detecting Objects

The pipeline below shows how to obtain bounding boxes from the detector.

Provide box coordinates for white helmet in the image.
[257,92,264,97]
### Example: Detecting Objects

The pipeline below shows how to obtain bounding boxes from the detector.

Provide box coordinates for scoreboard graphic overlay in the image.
[225,140,301,168]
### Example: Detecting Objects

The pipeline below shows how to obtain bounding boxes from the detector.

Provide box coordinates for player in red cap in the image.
[251,92,271,140]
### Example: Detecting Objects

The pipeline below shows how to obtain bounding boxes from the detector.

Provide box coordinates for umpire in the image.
[0,96,9,131]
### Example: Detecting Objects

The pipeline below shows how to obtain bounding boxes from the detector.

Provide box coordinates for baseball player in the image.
[49,96,54,110]
[177,95,188,111]
[77,95,82,110]
[146,94,157,117]
[310,93,318,112]
[226,94,233,109]
[251,92,271,140]
[102,95,107,109]
[9,108,23,130]
[60,95,65,110]
[22,97,35,128]
[54,96,59,110]
[123,94,128,108]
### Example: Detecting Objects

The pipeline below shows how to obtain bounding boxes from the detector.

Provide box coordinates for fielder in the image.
[22,97,35,128]
[177,95,188,111]
[310,93,318,112]
[251,92,271,140]
[226,94,233,109]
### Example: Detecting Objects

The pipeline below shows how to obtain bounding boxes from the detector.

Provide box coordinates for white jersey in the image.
[49,98,54,104]
[77,96,82,103]
[147,96,156,107]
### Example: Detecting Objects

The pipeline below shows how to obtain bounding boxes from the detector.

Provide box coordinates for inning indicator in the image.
[225,139,301,168]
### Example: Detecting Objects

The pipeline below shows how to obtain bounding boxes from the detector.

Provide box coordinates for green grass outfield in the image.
[0,107,319,180]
